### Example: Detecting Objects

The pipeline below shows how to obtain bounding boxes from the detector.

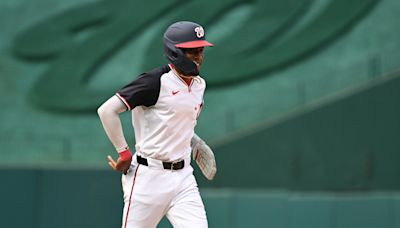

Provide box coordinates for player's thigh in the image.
[166,185,208,227]
[123,200,164,228]
[123,165,173,228]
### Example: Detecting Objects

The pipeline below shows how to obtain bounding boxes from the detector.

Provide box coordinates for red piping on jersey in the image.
[124,166,139,228]
[116,93,132,111]
[188,78,193,92]
[196,102,204,119]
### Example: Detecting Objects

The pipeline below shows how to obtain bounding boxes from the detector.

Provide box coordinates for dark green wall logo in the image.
[13,0,378,112]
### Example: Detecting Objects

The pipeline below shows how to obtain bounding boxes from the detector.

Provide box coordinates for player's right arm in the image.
[98,65,167,173]
[97,95,132,174]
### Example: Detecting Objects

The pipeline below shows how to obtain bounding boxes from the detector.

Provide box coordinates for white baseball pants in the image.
[121,157,208,228]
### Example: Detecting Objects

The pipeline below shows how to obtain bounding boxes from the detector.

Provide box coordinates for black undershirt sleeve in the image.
[116,65,169,110]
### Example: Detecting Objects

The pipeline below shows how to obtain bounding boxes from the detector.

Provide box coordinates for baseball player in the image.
[97,21,216,228]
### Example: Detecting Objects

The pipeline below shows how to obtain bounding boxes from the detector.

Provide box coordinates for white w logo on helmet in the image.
[194,26,204,38]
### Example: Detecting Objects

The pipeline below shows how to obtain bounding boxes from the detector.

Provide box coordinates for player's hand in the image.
[107,155,132,174]
[107,149,132,175]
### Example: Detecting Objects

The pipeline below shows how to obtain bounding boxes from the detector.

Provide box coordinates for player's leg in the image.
[121,165,174,228]
[121,163,139,227]
[166,166,208,228]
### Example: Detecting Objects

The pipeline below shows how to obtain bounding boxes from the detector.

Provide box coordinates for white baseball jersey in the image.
[116,64,205,162]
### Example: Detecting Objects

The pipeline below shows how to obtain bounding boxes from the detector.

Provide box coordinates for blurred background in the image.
[1,0,400,227]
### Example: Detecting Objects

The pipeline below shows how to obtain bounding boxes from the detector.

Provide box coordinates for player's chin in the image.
[197,62,203,71]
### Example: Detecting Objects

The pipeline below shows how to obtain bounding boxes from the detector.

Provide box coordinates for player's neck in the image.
[179,75,192,85]
[171,66,194,86]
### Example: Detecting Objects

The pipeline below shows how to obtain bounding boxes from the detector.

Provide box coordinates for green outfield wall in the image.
[1,71,400,227]
[208,70,400,190]
[2,168,400,228]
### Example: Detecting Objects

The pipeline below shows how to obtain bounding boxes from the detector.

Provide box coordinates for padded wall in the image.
[2,169,400,228]
[207,71,400,190]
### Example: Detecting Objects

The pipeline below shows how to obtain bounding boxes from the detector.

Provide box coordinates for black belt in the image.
[136,155,185,170]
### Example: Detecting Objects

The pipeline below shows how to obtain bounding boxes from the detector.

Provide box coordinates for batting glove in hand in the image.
[191,134,217,180]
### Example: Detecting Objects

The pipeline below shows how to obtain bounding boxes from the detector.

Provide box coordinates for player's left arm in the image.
[191,80,216,180]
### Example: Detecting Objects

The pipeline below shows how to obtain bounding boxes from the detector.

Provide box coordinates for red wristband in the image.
[119,148,132,161]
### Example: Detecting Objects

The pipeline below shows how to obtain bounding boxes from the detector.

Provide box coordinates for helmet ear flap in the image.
[171,50,178,58]
[164,40,177,62]
[164,38,198,75]
[171,48,199,76]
